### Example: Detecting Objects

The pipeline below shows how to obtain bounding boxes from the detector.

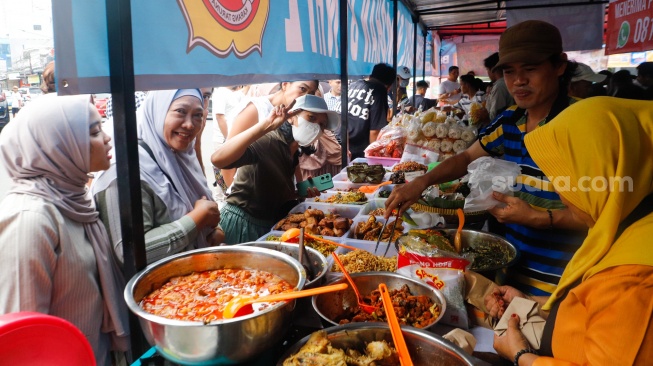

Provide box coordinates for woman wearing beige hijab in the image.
[0,94,129,365]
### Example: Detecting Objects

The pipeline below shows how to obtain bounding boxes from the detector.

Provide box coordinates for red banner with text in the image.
[606,0,653,55]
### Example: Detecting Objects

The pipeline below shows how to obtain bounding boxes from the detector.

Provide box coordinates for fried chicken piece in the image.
[288,213,306,223]
[304,209,325,221]
[273,219,287,230]
[333,228,346,237]
[320,227,335,237]
[333,217,349,229]
[281,222,299,231]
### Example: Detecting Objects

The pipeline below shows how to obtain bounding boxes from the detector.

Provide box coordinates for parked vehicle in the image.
[0,88,9,130]
[93,93,111,118]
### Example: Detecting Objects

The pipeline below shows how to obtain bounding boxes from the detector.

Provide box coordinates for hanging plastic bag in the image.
[464,157,521,211]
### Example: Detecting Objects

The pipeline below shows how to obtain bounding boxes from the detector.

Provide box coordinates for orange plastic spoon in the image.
[379,283,413,366]
[222,283,348,319]
[454,208,465,253]
[332,253,378,314]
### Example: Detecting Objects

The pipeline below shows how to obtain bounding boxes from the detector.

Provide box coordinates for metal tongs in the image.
[374,211,400,256]
[298,228,315,280]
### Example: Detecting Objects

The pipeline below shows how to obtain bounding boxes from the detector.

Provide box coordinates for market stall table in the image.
[131,297,504,366]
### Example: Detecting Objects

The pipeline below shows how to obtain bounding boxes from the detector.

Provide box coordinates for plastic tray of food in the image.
[346,214,409,242]
[326,238,399,282]
[271,202,361,237]
[308,190,372,205]
[336,238,399,257]
[373,185,394,200]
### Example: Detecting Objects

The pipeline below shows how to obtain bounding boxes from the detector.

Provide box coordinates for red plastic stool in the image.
[0,312,96,365]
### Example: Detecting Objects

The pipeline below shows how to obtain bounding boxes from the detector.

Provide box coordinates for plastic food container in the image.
[364,155,400,166]
[307,190,372,205]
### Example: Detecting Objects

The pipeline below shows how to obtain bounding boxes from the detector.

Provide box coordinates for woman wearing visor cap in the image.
[212,94,340,244]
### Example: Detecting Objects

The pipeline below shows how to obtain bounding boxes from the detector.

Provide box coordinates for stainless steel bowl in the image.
[235,241,328,288]
[312,272,446,330]
[437,229,519,285]
[276,323,490,366]
[124,246,307,365]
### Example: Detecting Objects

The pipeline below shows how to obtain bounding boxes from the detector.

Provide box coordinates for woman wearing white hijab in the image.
[93,89,223,265]
[0,94,129,365]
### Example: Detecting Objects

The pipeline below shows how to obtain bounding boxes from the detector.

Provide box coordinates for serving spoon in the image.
[379,283,413,366]
[454,208,464,253]
[222,283,348,319]
[331,252,378,314]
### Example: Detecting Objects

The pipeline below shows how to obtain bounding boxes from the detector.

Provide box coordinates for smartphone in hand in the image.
[296,173,334,197]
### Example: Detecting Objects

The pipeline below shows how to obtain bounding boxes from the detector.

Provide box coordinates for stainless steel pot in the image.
[124,246,307,365]
[437,229,519,285]
[235,241,328,288]
[276,323,490,366]
[312,272,446,330]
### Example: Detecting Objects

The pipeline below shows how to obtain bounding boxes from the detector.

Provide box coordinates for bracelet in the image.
[514,348,538,365]
[546,209,554,229]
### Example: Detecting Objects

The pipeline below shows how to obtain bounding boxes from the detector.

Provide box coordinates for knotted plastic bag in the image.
[464,157,521,211]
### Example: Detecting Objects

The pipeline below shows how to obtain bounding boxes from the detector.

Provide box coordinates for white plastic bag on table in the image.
[464,157,521,211]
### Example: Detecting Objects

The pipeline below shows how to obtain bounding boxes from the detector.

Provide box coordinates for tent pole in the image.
[339,0,348,166]
[392,0,398,115]
[105,0,148,360]
[412,18,417,109]
[422,30,427,81]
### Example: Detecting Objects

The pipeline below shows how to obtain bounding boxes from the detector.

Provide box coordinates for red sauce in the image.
[140,268,293,322]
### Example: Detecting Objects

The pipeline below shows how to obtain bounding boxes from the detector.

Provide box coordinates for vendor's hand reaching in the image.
[384,177,427,219]
[493,314,532,362]
[488,192,538,226]
[189,196,220,229]
[261,100,300,133]
[484,286,527,319]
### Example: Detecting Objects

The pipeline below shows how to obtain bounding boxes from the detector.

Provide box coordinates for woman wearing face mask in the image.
[93,89,223,265]
[220,80,319,187]
[212,95,340,244]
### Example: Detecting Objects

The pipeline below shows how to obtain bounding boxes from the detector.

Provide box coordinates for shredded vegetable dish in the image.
[140,269,293,323]
[331,250,397,273]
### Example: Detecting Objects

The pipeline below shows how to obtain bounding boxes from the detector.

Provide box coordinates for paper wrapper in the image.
[493,297,545,350]
[443,328,476,355]
[464,271,499,329]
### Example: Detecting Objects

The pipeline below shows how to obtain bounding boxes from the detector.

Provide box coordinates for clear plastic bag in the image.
[464,157,521,211]
[400,143,440,165]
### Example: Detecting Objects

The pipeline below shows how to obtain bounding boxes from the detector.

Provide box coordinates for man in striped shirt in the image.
[386,20,588,296]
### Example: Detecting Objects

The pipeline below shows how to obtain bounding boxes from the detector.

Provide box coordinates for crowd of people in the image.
[0,18,651,366]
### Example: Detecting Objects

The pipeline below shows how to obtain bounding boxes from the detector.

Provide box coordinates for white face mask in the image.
[292,116,321,146]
